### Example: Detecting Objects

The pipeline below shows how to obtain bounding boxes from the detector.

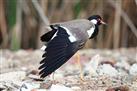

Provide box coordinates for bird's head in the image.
[88,15,106,25]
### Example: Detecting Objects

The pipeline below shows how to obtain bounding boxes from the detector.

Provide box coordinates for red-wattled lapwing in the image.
[39,15,106,80]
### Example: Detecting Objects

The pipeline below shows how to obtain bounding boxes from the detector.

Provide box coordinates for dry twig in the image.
[108,0,137,38]
[31,0,50,26]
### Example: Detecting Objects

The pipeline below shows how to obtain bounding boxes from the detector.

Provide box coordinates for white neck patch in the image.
[87,25,95,38]
[90,19,97,24]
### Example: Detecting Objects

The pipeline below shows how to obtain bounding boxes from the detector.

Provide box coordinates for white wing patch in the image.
[51,30,58,40]
[41,45,47,51]
[87,26,95,38]
[60,26,77,43]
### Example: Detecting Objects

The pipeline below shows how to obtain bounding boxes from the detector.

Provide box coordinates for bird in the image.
[39,15,106,79]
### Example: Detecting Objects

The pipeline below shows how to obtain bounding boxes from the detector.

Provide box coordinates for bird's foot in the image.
[79,74,85,82]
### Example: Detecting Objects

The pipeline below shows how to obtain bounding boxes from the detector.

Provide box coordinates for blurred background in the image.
[0,0,137,51]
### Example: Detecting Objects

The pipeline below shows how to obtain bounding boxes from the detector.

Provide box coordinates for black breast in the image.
[89,25,99,39]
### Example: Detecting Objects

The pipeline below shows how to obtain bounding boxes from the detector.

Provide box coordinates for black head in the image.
[88,15,106,25]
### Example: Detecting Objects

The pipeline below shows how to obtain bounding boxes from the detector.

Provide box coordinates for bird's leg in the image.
[75,53,84,81]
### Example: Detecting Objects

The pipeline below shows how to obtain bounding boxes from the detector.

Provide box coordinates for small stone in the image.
[129,64,137,76]
[49,73,64,80]
[106,85,129,91]
[21,67,28,71]
[28,74,41,80]
[40,81,52,89]
[84,54,101,76]
[19,82,40,91]
[0,71,26,83]
[100,59,116,67]
[71,86,81,91]
[49,84,73,91]
[29,70,39,75]
[115,60,130,71]
[98,64,118,77]
[33,89,47,91]
[0,83,6,91]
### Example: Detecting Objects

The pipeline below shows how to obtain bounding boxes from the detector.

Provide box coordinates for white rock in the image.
[19,82,40,91]
[0,57,8,69]
[0,71,26,85]
[0,71,26,90]
[49,73,63,80]
[84,54,101,76]
[21,67,28,71]
[129,64,137,76]
[36,89,47,91]
[15,50,29,56]
[115,60,130,70]
[71,86,81,91]
[28,74,40,79]
[98,64,118,77]
[49,84,73,91]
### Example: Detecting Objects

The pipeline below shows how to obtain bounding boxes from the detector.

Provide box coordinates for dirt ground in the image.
[0,48,137,91]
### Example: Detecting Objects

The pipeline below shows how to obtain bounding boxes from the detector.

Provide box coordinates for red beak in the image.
[100,20,107,25]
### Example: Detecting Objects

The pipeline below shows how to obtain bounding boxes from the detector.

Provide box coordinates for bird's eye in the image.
[98,18,101,21]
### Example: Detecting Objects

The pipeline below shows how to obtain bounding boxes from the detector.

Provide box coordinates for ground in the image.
[0,48,137,91]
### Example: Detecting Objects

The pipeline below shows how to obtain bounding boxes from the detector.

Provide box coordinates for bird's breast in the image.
[87,26,95,38]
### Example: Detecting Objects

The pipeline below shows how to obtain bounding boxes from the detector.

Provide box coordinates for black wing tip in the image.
[39,74,46,78]
[40,59,45,64]
[42,53,46,58]
[39,70,51,78]
[40,36,45,42]
[38,66,43,70]
[40,26,58,42]
[39,68,47,78]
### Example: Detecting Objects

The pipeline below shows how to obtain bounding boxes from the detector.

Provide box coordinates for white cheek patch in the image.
[87,26,95,38]
[61,26,77,43]
[41,45,47,51]
[90,19,97,24]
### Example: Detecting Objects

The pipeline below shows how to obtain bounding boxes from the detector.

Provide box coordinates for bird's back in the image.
[53,19,94,42]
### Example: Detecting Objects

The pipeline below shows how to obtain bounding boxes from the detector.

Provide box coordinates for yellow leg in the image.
[75,53,84,81]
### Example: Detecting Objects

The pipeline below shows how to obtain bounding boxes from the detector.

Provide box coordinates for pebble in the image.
[50,73,64,80]
[98,64,118,77]
[0,49,137,91]
[71,86,81,91]
[19,82,40,91]
[106,85,129,91]
[129,64,137,76]
[115,60,130,71]
[40,81,52,89]
[84,54,101,76]
[0,71,26,83]
[33,89,47,91]
[49,84,73,91]
[0,83,6,90]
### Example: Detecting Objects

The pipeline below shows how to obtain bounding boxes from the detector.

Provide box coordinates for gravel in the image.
[0,48,137,91]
